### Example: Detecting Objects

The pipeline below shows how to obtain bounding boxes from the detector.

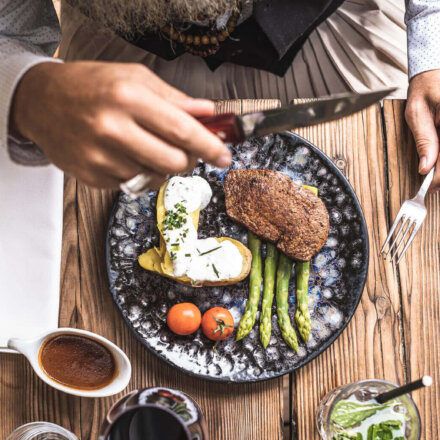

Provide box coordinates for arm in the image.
[405,0,440,191]
[4,4,231,188]
[0,0,62,164]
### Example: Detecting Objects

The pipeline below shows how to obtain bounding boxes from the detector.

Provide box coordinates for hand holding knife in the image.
[198,88,395,143]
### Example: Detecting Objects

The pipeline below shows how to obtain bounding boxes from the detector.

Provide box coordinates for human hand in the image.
[405,69,440,192]
[10,61,231,189]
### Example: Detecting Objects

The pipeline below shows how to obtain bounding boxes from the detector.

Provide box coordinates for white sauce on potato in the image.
[162,176,243,282]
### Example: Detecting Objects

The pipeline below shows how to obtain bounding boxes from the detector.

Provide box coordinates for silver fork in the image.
[380,167,435,264]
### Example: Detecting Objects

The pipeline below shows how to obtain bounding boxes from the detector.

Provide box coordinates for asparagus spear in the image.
[295,261,311,342]
[276,253,298,351]
[260,243,279,348]
[236,231,263,341]
[295,184,318,343]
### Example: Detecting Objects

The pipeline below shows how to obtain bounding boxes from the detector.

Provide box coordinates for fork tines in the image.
[380,207,422,264]
[380,167,434,264]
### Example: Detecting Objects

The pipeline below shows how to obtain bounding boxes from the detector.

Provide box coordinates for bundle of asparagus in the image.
[236,185,317,350]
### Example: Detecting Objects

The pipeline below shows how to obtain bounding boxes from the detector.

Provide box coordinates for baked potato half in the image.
[138,181,252,287]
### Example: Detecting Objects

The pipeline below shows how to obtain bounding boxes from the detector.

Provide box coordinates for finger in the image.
[405,99,439,174]
[50,150,124,190]
[148,80,215,116]
[429,144,440,193]
[106,159,167,190]
[101,165,167,191]
[139,66,190,102]
[117,170,167,191]
[86,146,168,189]
[115,120,194,175]
[174,99,216,117]
[74,170,121,189]
[130,87,231,168]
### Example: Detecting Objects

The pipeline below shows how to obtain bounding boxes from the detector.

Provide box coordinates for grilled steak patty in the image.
[224,169,329,261]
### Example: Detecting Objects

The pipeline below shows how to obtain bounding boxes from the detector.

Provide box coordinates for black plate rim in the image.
[105,131,370,383]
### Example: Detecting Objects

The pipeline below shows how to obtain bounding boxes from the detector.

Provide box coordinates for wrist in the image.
[9,62,61,141]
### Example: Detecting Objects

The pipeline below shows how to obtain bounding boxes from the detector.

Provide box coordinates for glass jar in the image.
[316,379,421,440]
[6,422,78,440]
[99,387,209,440]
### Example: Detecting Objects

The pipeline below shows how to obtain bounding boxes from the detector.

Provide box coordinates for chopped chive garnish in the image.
[161,204,188,230]
[212,264,220,278]
[185,253,191,257]
[199,246,222,256]
[196,248,201,254]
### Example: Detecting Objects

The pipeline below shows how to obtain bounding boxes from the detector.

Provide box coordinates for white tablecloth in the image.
[0,147,63,350]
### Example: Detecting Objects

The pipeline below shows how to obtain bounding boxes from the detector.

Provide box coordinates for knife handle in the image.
[198,113,245,144]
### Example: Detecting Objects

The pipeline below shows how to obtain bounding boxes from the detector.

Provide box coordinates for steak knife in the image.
[199,88,395,144]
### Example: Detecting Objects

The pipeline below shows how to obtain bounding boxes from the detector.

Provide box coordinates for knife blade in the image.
[199,88,395,143]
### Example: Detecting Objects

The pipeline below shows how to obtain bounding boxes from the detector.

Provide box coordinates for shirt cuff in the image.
[0,53,63,164]
[406,8,440,79]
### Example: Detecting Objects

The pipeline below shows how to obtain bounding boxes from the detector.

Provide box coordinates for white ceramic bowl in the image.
[8,327,131,398]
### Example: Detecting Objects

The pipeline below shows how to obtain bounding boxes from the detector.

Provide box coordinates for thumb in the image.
[405,100,439,174]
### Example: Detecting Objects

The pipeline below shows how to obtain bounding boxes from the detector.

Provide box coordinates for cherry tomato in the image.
[201,307,234,341]
[167,303,201,335]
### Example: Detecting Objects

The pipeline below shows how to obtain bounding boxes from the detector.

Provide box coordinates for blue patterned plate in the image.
[106,133,368,382]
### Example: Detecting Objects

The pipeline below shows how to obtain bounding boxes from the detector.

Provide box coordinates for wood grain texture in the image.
[289,102,406,439]
[3,99,437,440]
[383,100,440,439]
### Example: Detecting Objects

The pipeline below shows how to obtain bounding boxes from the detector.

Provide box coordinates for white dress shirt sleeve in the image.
[406,0,440,79]
[0,0,62,164]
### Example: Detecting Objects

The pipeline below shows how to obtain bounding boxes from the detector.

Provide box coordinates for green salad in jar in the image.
[330,396,408,440]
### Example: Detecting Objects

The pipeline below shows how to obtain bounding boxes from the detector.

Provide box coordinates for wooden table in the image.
[1,100,439,440]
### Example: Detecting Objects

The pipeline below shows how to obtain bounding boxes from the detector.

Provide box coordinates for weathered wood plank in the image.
[383,100,440,439]
[289,103,405,439]
[0,354,29,437]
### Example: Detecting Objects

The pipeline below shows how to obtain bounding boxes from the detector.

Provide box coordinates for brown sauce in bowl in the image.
[39,334,117,390]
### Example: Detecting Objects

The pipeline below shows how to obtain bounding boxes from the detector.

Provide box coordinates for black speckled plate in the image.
[106,132,369,383]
